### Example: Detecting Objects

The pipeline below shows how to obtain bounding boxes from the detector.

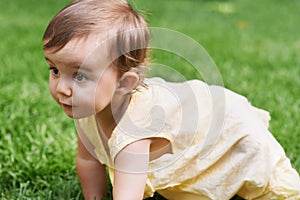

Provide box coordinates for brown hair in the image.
[43,0,150,85]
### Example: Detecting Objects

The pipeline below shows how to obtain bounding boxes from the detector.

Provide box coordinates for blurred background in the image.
[0,0,299,199]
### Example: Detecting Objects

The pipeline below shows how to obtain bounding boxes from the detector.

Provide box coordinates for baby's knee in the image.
[266,158,300,199]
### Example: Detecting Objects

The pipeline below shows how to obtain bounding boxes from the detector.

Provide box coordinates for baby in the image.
[43,0,300,199]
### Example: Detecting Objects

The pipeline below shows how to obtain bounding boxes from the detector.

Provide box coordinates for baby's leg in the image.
[255,157,300,199]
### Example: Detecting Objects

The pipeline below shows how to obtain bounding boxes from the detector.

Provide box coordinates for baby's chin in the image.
[65,112,77,119]
[60,103,102,119]
[65,109,96,119]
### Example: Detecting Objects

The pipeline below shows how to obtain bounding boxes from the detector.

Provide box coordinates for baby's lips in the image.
[59,101,76,108]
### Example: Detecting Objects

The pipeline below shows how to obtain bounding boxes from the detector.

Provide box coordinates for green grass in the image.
[0,0,299,199]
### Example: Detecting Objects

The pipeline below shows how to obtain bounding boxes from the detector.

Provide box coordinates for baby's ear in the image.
[116,71,139,94]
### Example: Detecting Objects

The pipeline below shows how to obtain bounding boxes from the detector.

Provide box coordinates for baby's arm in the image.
[113,139,151,200]
[76,135,108,200]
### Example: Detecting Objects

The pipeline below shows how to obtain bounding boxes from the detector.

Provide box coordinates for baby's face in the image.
[44,34,119,119]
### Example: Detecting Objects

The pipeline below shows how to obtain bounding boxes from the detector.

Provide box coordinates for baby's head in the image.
[43,0,150,118]
[43,0,149,84]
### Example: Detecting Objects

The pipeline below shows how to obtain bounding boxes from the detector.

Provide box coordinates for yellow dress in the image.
[77,77,300,200]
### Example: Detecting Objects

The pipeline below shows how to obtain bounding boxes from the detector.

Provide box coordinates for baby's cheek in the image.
[48,82,58,102]
[72,92,95,114]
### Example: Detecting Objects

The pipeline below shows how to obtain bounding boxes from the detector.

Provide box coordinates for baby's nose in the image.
[57,78,72,97]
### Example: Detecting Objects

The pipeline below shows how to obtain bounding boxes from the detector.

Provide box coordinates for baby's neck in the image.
[95,94,131,139]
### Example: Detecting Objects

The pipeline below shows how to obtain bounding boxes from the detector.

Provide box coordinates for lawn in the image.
[0,0,299,199]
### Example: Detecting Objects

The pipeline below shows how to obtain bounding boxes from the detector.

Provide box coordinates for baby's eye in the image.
[49,66,60,76]
[74,72,87,82]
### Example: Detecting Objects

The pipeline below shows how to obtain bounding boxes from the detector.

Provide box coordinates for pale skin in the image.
[44,33,170,200]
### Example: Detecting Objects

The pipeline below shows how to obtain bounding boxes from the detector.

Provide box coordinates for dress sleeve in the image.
[108,86,175,164]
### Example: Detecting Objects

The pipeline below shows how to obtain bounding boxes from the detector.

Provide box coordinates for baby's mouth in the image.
[62,103,72,109]
[59,101,76,110]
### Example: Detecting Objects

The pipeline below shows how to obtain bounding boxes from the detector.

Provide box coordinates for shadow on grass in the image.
[144,192,245,200]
